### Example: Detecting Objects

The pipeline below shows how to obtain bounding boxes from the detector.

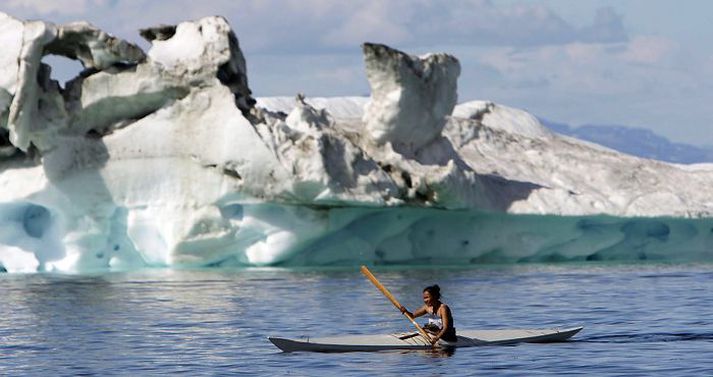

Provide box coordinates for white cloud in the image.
[618,36,675,65]
[578,7,627,43]
[4,0,110,16]
[321,2,411,47]
[474,36,687,98]
[2,0,629,52]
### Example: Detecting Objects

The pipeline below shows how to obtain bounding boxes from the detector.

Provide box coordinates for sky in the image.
[4,0,713,146]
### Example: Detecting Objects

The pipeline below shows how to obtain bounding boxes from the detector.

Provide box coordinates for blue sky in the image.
[4,0,713,146]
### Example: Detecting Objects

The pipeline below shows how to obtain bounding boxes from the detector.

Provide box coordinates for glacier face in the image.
[1,13,713,273]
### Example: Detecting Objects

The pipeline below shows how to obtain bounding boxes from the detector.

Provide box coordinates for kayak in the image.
[269,326,583,352]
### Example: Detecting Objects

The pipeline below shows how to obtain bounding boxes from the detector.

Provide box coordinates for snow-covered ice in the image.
[1,12,713,273]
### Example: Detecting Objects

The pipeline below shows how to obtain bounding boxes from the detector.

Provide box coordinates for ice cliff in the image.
[1,13,712,273]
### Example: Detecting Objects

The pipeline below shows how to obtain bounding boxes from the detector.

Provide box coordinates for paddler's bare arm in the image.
[399,305,427,318]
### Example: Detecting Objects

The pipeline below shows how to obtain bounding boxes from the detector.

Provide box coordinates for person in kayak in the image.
[400,285,457,345]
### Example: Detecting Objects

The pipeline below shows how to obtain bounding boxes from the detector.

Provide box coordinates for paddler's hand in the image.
[400,306,412,317]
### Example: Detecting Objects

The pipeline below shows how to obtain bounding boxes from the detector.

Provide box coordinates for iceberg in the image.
[1,13,712,273]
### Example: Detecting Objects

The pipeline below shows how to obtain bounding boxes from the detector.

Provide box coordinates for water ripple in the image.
[1,264,713,375]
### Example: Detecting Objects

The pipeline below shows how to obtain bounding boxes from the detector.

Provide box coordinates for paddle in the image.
[360,265,433,344]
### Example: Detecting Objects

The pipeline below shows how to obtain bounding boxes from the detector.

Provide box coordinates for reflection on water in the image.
[2,264,713,375]
[424,347,456,358]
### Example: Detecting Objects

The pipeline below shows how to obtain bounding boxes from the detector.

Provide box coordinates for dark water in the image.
[2,264,713,375]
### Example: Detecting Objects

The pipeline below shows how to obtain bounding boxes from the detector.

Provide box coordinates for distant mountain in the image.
[540,120,713,164]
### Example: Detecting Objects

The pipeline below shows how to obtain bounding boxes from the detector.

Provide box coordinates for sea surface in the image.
[2,263,713,376]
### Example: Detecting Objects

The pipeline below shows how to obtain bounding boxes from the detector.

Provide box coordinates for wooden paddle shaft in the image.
[360,266,432,342]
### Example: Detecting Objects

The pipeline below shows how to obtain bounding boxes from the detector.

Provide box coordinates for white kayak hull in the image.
[269,326,583,352]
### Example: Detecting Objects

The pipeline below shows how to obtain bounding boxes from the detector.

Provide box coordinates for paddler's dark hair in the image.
[423,285,441,299]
